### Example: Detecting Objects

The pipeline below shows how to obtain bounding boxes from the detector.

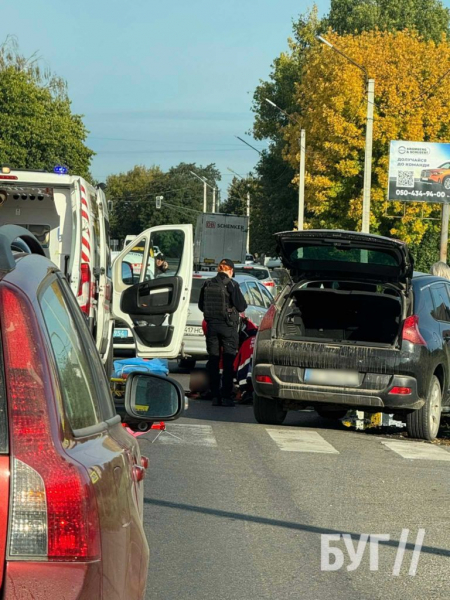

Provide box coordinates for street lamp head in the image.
[265,98,277,108]
[316,35,333,49]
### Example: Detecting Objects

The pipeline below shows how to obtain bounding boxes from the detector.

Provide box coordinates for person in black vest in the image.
[198,258,247,406]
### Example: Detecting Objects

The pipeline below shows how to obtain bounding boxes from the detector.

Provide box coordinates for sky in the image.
[2,0,330,199]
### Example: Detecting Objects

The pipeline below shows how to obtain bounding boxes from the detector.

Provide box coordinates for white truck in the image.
[193,213,248,271]
[0,167,114,373]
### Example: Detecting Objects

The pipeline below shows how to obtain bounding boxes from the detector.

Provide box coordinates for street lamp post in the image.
[316,35,374,234]
[189,170,215,213]
[265,99,306,230]
[227,167,250,253]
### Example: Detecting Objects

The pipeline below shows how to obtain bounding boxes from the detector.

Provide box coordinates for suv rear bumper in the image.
[3,562,102,599]
[253,364,424,411]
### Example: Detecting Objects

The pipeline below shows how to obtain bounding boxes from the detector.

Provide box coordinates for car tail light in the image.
[256,375,273,384]
[389,387,412,395]
[77,263,91,316]
[259,304,276,332]
[402,315,426,346]
[0,284,101,561]
[263,281,275,287]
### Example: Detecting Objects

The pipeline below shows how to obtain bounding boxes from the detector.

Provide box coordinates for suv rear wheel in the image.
[406,374,442,441]
[253,394,287,425]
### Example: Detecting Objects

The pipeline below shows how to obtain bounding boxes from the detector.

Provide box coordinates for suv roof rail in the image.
[0,225,45,271]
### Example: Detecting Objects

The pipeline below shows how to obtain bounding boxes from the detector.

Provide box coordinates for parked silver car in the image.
[179,272,274,369]
[234,264,277,296]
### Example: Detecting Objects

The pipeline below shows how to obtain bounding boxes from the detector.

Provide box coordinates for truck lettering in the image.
[217,224,244,230]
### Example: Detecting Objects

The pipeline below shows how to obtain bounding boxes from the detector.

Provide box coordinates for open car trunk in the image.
[280,285,403,347]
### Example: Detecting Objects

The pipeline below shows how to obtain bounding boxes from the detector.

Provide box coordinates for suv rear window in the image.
[290,246,398,266]
[234,267,270,280]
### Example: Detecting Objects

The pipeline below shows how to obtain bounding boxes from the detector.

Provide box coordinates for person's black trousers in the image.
[205,320,238,399]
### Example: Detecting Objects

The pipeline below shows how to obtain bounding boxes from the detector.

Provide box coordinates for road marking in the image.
[382,440,450,461]
[266,429,340,454]
[154,423,218,447]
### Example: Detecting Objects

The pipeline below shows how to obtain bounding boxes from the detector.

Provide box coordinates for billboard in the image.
[388,140,450,202]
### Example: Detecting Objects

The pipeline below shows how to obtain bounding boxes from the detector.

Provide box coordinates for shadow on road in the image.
[144,497,450,559]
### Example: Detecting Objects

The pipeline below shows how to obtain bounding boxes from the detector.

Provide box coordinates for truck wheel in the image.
[406,375,441,441]
[253,394,287,425]
[316,407,348,420]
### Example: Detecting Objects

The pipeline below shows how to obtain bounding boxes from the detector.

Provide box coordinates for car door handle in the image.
[133,465,146,482]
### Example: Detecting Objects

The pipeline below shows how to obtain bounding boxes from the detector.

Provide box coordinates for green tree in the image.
[0,38,93,178]
[326,0,450,42]
[107,162,221,241]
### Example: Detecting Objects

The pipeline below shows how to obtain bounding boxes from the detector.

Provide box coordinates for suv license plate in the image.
[304,369,360,387]
[185,326,204,336]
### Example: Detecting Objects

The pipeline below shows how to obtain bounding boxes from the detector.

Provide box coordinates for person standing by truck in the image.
[198,258,247,406]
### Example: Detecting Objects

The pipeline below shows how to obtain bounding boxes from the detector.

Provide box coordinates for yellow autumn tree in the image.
[283,29,450,244]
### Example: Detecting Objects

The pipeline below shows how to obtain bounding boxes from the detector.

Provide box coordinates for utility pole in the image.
[212,188,216,213]
[362,79,375,233]
[265,99,307,230]
[440,202,450,262]
[298,129,306,230]
[246,191,250,253]
[316,36,374,233]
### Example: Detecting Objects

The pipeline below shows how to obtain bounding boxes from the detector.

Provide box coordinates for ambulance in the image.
[0,166,114,373]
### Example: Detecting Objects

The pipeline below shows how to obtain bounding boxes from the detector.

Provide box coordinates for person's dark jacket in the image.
[198,272,247,320]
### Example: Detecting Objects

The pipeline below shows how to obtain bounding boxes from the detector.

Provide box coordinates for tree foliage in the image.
[250,3,450,257]
[0,37,93,178]
[107,162,221,241]
[326,0,450,42]
[280,29,450,243]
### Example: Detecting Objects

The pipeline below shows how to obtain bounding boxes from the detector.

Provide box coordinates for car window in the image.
[235,267,269,281]
[247,281,265,307]
[121,238,146,285]
[259,284,274,307]
[41,279,103,430]
[190,277,211,304]
[430,284,450,322]
[240,282,251,305]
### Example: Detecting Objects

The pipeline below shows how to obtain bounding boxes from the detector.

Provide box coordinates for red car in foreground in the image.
[0,225,184,599]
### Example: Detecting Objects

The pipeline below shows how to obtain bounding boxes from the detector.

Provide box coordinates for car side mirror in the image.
[124,372,184,422]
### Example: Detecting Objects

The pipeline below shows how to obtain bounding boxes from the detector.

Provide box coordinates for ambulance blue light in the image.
[54,165,68,175]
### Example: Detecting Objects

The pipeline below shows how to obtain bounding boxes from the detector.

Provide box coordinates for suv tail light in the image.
[263,281,275,288]
[259,304,276,332]
[402,315,426,346]
[77,262,91,316]
[0,284,101,561]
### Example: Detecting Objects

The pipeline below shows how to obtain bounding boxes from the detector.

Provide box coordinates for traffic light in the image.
[156,195,163,209]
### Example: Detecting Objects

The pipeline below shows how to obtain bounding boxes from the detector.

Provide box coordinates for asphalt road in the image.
[138,363,450,600]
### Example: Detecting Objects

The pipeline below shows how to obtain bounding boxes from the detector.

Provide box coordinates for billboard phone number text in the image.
[395,189,448,199]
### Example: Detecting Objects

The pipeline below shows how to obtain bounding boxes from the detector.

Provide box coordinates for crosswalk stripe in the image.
[266,428,340,454]
[382,440,450,461]
[154,423,218,447]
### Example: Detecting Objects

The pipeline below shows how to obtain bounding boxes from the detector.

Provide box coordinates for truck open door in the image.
[112,224,193,359]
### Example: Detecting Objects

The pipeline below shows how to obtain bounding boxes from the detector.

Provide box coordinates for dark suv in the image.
[252,230,450,441]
